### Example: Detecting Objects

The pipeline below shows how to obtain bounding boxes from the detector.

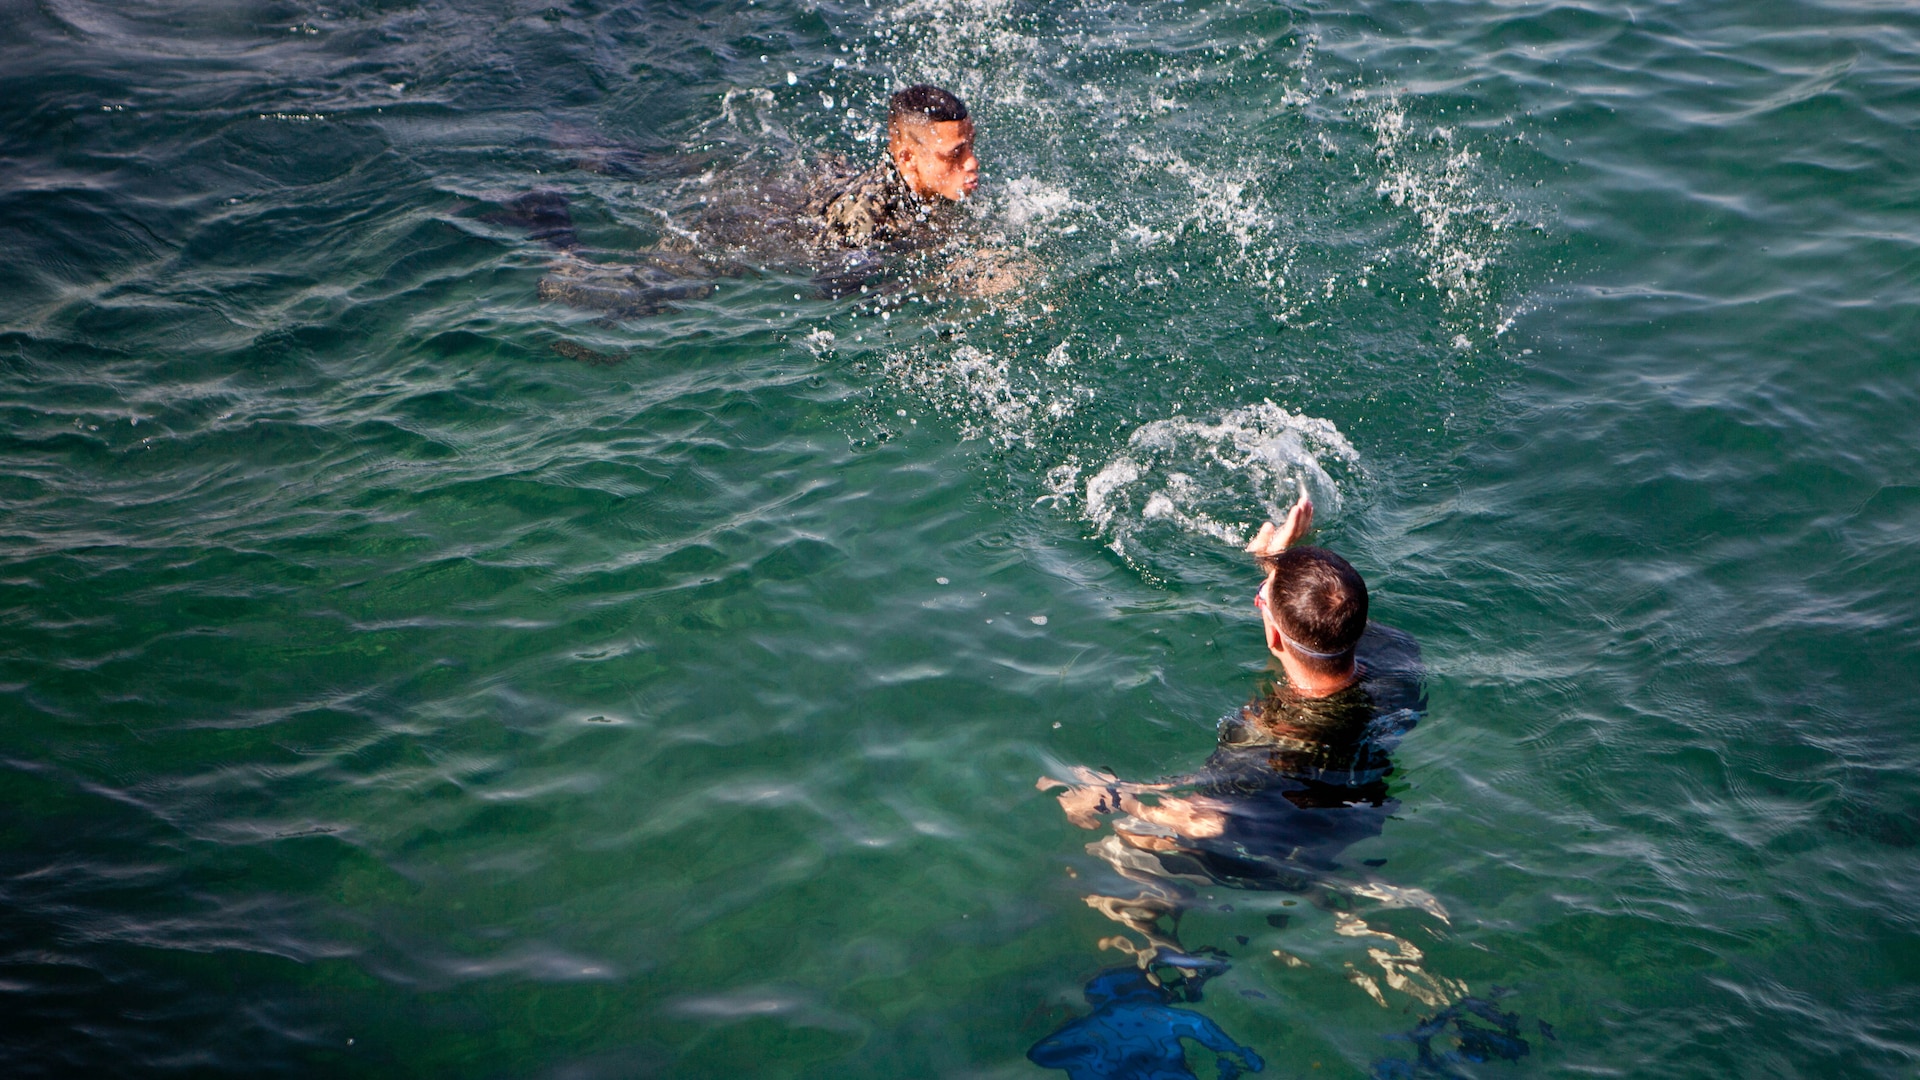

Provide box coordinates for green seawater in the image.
[2,0,1917,1075]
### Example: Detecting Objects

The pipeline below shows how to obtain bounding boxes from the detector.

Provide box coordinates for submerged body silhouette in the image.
[1029,968,1264,1080]
[1050,624,1432,973]
[489,147,966,322]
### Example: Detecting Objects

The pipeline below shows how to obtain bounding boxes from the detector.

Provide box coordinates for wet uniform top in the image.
[529,151,950,322]
[804,154,938,252]
[1175,623,1425,884]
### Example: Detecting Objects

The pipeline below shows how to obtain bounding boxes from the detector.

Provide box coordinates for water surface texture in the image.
[3,0,1918,1075]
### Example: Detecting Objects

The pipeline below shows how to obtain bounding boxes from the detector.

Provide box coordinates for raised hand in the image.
[1246,488,1313,558]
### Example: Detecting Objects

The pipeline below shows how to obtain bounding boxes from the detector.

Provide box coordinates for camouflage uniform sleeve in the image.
[808,157,919,250]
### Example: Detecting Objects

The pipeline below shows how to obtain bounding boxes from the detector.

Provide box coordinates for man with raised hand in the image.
[1038,488,1431,982]
[1244,491,1373,698]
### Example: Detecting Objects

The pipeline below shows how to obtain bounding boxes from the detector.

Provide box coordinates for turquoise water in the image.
[4,0,1918,1075]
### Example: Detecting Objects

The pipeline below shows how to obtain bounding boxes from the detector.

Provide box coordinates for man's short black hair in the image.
[1262,546,1368,672]
[889,84,969,125]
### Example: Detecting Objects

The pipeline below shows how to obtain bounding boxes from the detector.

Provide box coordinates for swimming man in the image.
[1039,492,1431,970]
[517,84,1005,320]
[807,83,979,252]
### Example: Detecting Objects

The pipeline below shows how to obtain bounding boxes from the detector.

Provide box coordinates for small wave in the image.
[1076,401,1360,564]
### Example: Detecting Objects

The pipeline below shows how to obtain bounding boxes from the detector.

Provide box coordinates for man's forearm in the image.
[1116,791,1227,838]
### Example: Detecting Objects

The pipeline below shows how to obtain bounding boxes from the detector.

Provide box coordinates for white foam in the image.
[883,344,1033,446]
[801,329,837,356]
[998,176,1077,231]
[708,87,777,137]
[879,317,1098,448]
[1036,462,1081,507]
[1083,455,1142,533]
[1078,402,1360,562]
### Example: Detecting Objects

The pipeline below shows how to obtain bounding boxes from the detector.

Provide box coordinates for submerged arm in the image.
[1036,768,1230,838]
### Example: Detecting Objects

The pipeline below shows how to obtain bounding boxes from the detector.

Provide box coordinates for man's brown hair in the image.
[1260,546,1368,672]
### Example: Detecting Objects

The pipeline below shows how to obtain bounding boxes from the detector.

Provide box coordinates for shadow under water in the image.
[1028,967,1265,1080]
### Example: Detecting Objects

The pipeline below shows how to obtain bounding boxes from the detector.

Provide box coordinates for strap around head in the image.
[1277,626,1352,662]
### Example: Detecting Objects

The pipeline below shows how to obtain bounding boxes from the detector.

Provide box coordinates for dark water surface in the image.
[3,0,1918,1075]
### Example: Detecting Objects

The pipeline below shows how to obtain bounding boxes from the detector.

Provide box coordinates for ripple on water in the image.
[5,0,1920,1074]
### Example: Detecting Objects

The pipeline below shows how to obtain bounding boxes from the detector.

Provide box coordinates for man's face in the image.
[894,118,979,201]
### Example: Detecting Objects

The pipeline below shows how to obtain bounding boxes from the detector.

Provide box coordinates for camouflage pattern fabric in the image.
[510,150,945,321]
[805,154,934,251]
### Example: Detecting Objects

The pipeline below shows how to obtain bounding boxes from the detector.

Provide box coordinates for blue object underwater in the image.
[1028,968,1265,1080]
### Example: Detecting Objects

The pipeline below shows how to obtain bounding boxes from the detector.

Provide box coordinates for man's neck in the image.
[1275,651,1359,698]
[883,153,927,202]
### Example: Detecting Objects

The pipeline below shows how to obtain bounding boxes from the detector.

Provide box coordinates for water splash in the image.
[1079,402,1360,562]
[995,176,1080,236]
[1363,94,1514,315]
[880,342,1095,447]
